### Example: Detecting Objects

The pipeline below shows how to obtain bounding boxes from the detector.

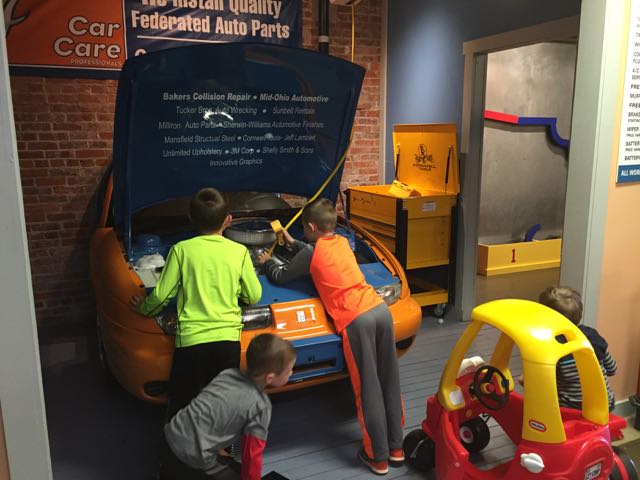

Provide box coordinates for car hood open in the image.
[112,43,365,236]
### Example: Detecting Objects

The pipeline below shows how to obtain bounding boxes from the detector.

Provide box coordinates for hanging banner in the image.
[617,0,640,184]
[4,0,301,78]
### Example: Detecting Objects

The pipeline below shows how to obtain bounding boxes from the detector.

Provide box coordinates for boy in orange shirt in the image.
[257,199,403,475]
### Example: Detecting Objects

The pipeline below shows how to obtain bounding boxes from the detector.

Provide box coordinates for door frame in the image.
[455,15,592,322]
[0,15,52,480]
[457,2,626,326]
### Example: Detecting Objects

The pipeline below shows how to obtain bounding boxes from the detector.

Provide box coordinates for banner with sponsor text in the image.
[618,0,640,183]
[4,0,301,78]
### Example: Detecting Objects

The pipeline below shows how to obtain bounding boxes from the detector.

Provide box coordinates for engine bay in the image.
[127,192,383,291]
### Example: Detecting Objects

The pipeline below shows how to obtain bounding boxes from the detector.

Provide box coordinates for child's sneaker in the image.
[358,449,389,475]
[389,448,405,466]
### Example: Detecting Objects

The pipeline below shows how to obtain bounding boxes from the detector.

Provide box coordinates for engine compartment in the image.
[223,217,287,270]
[127,193,395,304]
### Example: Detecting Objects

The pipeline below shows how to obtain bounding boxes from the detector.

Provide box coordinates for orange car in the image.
[89,43,422,404]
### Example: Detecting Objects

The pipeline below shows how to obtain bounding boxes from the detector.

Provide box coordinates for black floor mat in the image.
[262,472,289,480]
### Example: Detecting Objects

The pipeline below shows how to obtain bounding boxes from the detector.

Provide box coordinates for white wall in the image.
[0,15,52,480]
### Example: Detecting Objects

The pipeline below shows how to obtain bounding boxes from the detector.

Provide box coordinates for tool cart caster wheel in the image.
[403,429,435,471]
[459,417,491,453]
[433,303,446,317]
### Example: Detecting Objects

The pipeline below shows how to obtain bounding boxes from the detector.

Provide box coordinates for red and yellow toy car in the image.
[404,299,638,479]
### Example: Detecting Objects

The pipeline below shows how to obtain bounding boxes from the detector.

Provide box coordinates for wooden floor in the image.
[43,271,547,480]
[262,317,523,480]
[260,268,561,479]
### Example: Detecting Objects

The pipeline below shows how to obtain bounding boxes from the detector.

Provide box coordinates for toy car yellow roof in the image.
[438,299,609,443]
[471,299,592,365]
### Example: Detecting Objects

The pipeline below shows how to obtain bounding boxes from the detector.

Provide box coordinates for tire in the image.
[403,429,435,471]
[459,417,491,453]
[96,315,117,387]
[611,446,639,480]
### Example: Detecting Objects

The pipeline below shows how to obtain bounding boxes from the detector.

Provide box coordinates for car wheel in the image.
[96,315,116,387]
[610,445,639,480]
[459,417,491,453]
[403,429,435,471]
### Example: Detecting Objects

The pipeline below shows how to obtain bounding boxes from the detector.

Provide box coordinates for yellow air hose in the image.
[268,6,357,255]
[267,133,353,255]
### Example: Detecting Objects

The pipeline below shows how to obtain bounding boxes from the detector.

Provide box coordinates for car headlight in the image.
[375,283,401,306]
[155,310,177,335]
[242,305,272,330]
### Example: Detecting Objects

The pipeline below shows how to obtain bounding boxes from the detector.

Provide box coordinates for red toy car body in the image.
[404,299,638,480]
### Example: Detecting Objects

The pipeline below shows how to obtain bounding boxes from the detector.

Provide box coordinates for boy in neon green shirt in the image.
[132,187,262,419]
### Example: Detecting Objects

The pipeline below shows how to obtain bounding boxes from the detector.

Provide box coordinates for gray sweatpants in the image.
[342,302,404,462]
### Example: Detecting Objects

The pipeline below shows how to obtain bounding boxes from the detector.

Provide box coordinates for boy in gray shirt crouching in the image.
[160,334,296,480]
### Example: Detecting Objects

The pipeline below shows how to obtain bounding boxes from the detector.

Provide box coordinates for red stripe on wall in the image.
[484,110,519,124]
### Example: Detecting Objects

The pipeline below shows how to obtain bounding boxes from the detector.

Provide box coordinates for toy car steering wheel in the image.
[471,365,510,410]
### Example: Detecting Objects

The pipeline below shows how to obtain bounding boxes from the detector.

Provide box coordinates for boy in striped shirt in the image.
[539,286,617,411]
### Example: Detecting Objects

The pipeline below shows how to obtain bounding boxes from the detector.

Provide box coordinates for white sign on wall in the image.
[618,0,640,184]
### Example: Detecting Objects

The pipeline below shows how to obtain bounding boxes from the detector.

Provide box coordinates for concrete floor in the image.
[42,314,513,480]
[40,267,640,479]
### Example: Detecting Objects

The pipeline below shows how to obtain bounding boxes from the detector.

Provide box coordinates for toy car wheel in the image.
[610,445,639,480]
[403,429,435,471]
[459,417,490,453]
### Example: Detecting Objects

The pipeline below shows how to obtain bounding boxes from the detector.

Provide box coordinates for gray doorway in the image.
[454,16,580,320]
[475,42,578,304]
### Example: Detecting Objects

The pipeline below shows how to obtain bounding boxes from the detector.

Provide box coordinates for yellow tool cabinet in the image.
[347,124,460,310]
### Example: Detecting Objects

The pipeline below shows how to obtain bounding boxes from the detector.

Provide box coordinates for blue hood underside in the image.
[112,43,366,237]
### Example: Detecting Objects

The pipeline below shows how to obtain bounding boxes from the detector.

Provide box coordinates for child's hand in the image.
[130,295,144,313]
[257,251,272,266]
[283,229,295,246]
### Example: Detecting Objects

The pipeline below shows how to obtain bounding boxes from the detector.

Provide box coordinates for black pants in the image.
[159,435,241,480]
[166,340,240,420]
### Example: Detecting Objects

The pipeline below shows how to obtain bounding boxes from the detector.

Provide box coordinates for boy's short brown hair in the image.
[301,198,337,232]
[246,334,296,377]
[539,286,583,325]
[190,187,228,233]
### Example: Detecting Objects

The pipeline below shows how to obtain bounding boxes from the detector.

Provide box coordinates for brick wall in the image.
[11,77,118,329]
[10,0,384,328]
